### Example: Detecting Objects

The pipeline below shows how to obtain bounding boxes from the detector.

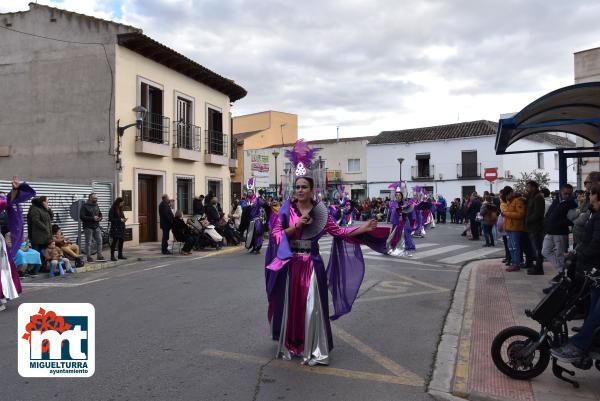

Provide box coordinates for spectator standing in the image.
[80,193,105,262]
[193,195,205,216]
[108,197,127,261]
[159,194,174,255]
[230,200,242,230]
[498,190,511,266]
[542,184,576,275]
[467,192,482,240]
[524,181,546,275]
[502,186,526,272]
[436,195,447,224]
[480,195,498,247]
[572,172,600,248]
[28,196,53,256]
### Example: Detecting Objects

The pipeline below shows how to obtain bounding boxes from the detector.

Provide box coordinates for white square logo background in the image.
[18,303,95,378]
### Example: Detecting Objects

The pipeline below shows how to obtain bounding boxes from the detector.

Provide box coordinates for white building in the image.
[243,136,373,200]
[367,120,576,199]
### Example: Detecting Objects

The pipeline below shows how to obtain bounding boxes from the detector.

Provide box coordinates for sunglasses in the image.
[295,185,310,190]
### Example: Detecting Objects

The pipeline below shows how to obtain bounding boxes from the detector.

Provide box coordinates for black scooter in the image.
[491,265,600,388]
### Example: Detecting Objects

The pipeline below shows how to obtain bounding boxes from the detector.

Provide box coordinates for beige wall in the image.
[114,45,233,243]
[574,48,600,182]
[233,111,298,150]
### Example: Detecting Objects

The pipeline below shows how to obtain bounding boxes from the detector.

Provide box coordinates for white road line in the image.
[142,263,172,271]
[437,247,503,264]
[321,251,458,270]
[410,245,469,259]
[21,277,110,287]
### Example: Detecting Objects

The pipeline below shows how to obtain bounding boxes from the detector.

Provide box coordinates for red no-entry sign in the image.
[484,168,498,182]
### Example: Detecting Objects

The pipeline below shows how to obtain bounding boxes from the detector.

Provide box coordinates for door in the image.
[138,175,158,242]
[462,186,476,199]
[176,97,192,149]
[461,151,478,178]
[208,180,221,206]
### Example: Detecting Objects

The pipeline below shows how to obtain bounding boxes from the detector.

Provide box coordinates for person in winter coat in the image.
[571,172,600,247]
[159,194,174,255]
[479,195,498,247]
[467,193,482,240]
[502,187,526,272]
[27,196,54,255]
[80,193,105,262]
[524,181,546,275]
[542,184,576,275]
[108,197,127,261]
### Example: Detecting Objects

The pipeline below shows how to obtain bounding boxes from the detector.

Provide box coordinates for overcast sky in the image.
[3,0,600,140]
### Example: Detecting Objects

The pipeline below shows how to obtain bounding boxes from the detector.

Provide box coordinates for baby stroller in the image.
[221,219,241,246]
[187,215,222,250]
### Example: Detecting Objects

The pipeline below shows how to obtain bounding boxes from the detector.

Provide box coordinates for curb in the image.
[74,245,244,273]
[428,259,475,401]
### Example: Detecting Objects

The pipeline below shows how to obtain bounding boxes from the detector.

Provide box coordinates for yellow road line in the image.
[355,289,448,303]
[453,268,476,397]
[369,265,451,292]
[332,325,424,386]
[201,349,423,387]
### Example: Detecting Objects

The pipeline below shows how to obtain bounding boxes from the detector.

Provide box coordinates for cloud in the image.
[4,0,600,140]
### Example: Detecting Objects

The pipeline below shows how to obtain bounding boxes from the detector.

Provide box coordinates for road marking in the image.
[321,251,457,270]
[201,349,424,387]
[362,243,439,257]
[411,245,469,259]
[368,265,450,292]
[356,290,447,303]
[21,277,110,287]
[437,247,503,264]
[142,263,172,271]
[332,325,424,385]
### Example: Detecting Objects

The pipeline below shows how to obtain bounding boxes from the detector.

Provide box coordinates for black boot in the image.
[110,252,117,262]
[117,239,126,259]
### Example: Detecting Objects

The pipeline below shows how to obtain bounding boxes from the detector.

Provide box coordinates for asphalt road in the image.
[0,222,501,401]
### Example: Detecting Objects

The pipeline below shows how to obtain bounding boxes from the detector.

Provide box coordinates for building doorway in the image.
[461,185,476,199]
[138,174,158,242]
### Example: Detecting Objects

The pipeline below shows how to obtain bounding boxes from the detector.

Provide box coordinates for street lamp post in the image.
[273,150,280,198]
[397,158,404,181]
[115,105,147,195]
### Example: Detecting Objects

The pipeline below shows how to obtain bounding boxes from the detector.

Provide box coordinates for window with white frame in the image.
[348,158,360,173]
[176,177,194,214]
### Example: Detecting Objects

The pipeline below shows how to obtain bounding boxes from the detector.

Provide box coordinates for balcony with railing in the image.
[172,122,201,161]
[457,163,482,179]
[411,165,435,180]
[135,113,171,157]
[229,137,239,168]
[204,130,229,165]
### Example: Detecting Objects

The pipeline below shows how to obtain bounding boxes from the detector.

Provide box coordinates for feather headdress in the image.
[281,139,325,200]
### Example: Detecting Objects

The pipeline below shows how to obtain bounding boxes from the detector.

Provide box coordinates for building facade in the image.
[574,47,600,184]
[0,4,246,244]
[232,111,298,199]
[367,120,576,199]
[243,136,373,201]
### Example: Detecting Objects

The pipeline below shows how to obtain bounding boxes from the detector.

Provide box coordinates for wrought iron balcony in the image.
[135,113,170,157]
[230,137,238,160]
[411,165,435,180]
[204,130,229,165]
[457,163,482,179]
[173,121,200,151]
[137,113,170,145]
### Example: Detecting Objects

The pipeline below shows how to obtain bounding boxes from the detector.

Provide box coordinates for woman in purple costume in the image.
[244,178,265,254]
[386,183,415,256]
[0,177,36,312]
[265,141,388,366]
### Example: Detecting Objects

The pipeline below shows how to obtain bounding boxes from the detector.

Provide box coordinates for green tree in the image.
[513,170,550,194]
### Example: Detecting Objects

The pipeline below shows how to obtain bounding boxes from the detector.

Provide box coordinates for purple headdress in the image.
[1,182,36,258]
[282,140,325,200]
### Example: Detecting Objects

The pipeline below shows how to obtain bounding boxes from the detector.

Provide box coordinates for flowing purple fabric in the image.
[4,183,36,258]
[327,238,365,320]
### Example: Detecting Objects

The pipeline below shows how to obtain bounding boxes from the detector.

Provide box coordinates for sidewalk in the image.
[430,259,600,401]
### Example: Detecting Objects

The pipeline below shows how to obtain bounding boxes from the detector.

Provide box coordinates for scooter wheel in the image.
[491,326,550,380]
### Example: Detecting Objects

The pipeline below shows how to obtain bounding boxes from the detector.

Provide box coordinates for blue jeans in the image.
[483,224,494,245]
[572,288,600,351]
[507,231,522,267]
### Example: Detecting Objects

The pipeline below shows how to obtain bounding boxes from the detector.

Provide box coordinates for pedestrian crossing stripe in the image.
[437,247,502,264]
[410,245,468,259]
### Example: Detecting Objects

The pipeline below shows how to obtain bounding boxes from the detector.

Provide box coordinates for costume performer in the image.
[244,177,265,254]
[0,178,36,311]
[386,182,416,256]
[335,186,353,227]
[265,140,389,366]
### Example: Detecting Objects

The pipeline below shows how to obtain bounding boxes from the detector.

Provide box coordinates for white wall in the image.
[367,135,576,199]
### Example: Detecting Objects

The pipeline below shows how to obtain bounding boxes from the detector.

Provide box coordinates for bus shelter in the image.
[496,82,600,188]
